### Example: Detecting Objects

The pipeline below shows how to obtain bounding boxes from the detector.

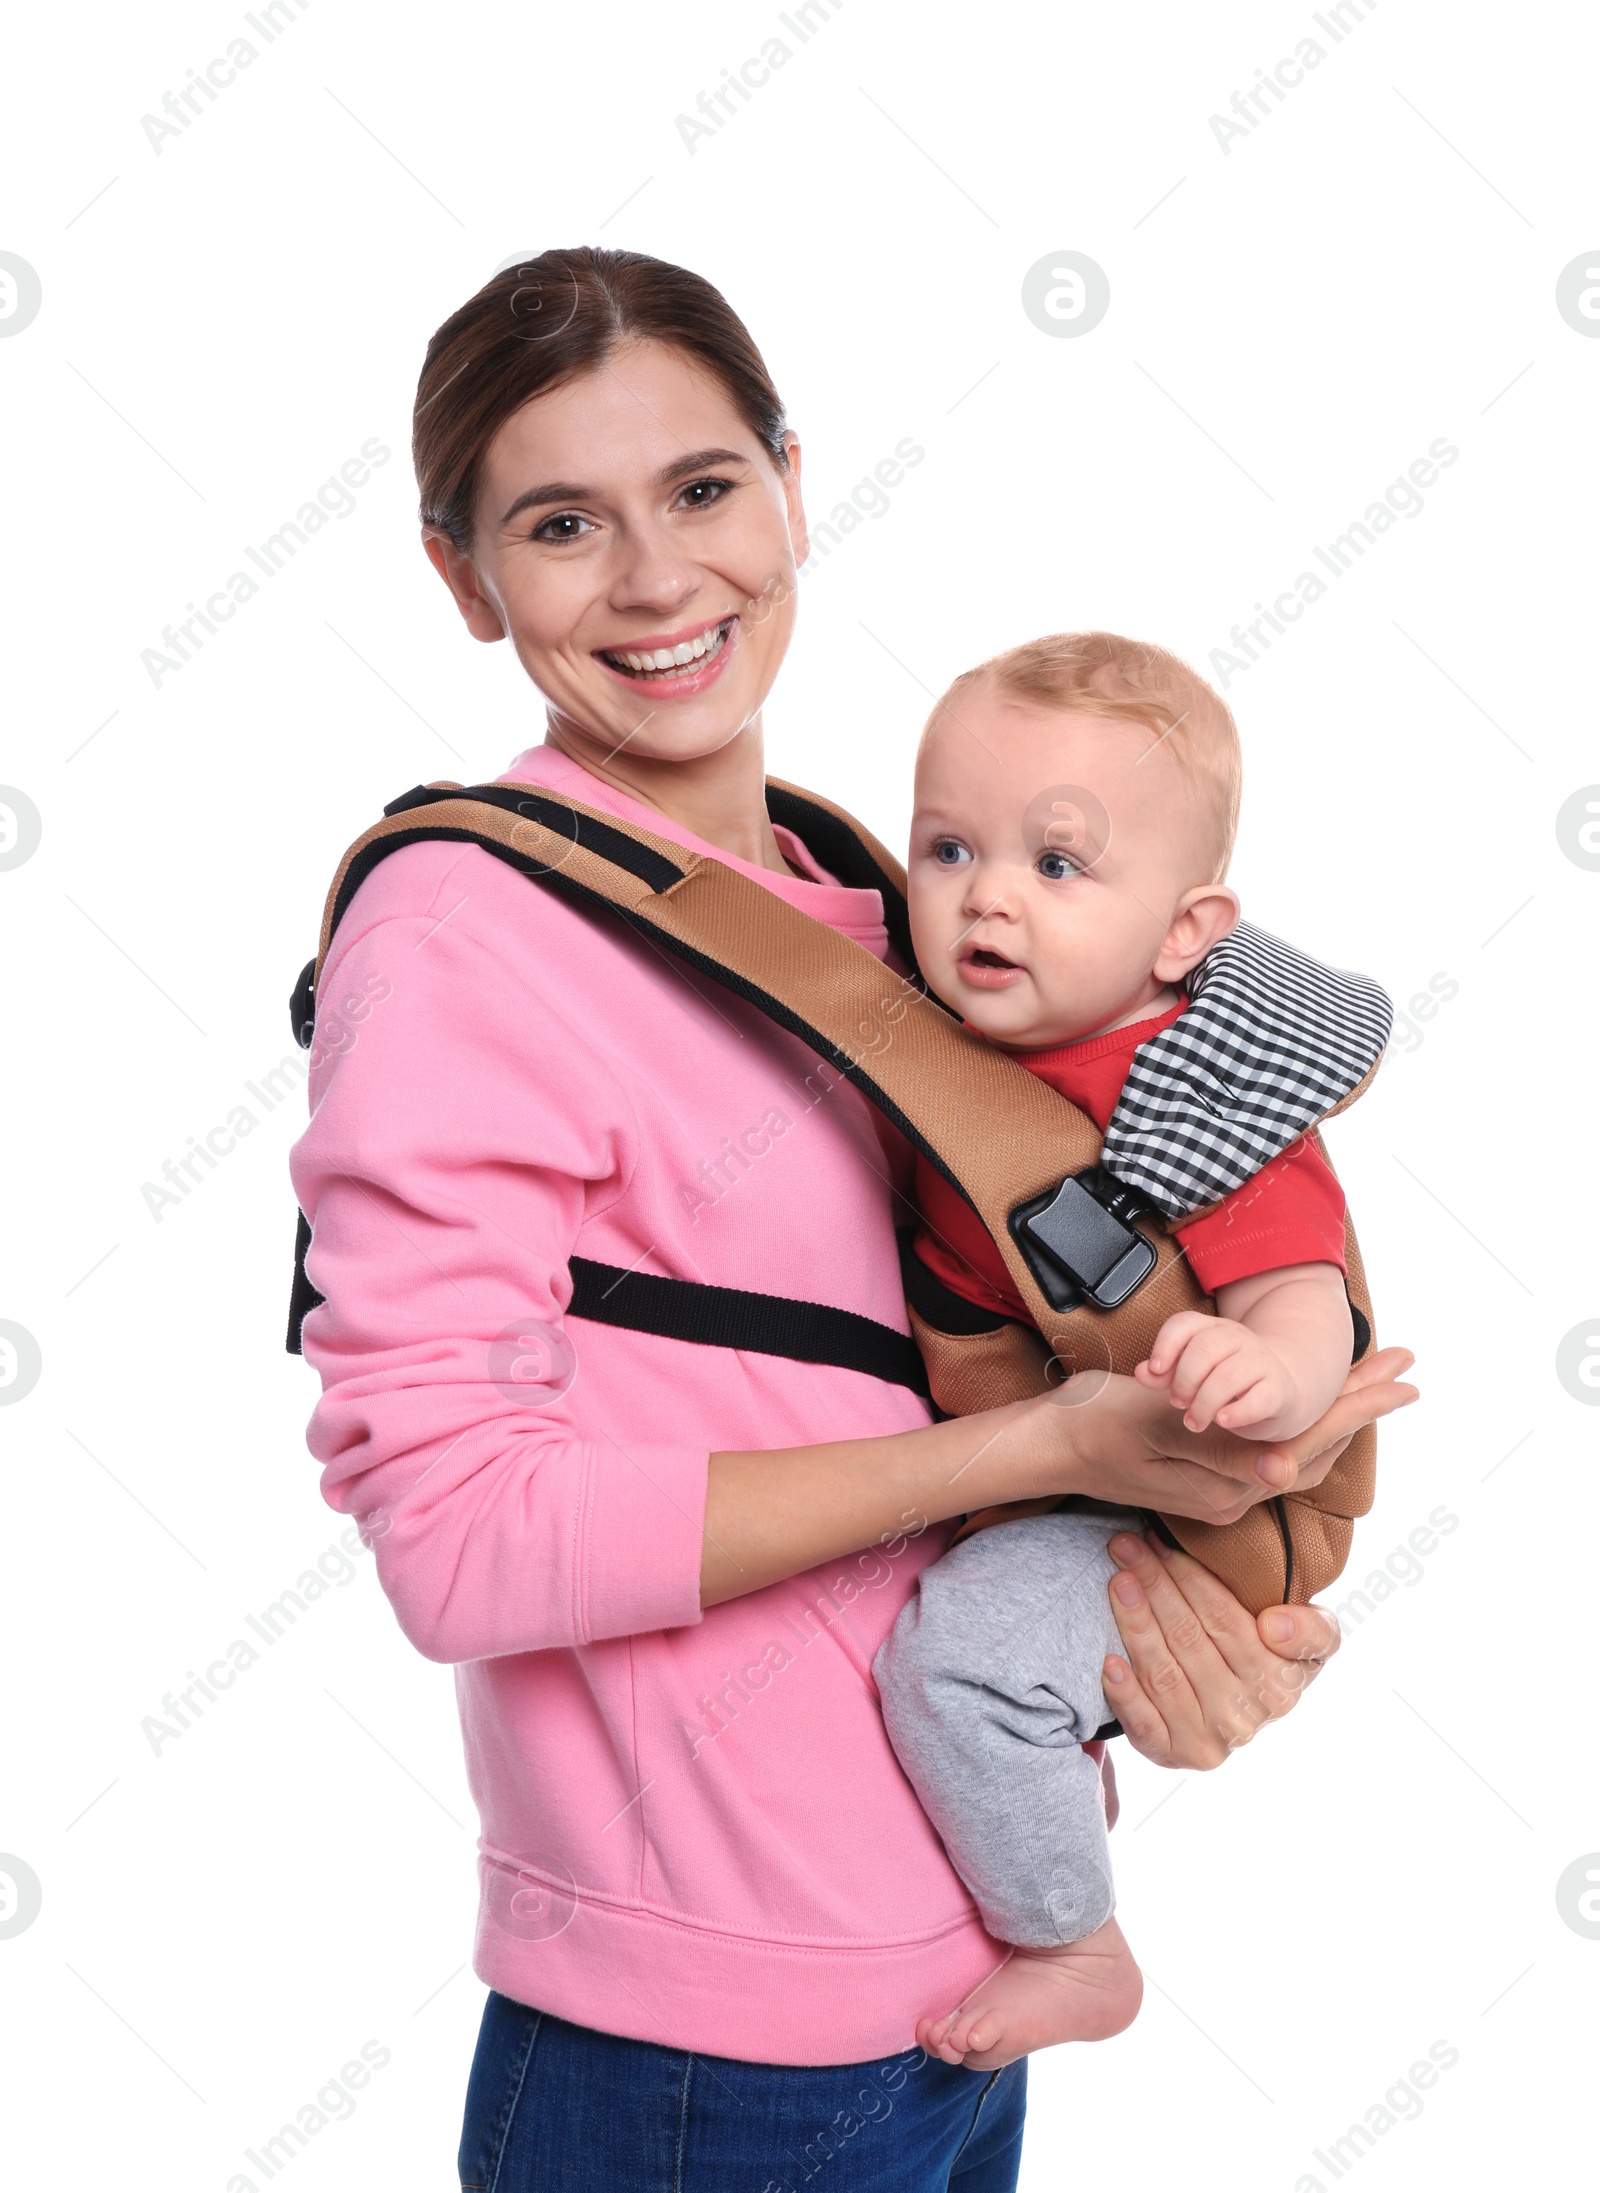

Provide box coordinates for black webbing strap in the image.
[567,1256,929,1394]
[288,1234,927,1396]
[897,1227,1011,1336]
[763,782,918,974]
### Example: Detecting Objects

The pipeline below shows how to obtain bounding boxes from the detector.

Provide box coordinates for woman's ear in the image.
[421,529,508,644]
[779,435,809,568]
[1152,883,1241,985]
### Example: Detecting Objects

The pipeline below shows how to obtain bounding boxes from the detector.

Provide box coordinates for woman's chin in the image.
[545,687,758,770]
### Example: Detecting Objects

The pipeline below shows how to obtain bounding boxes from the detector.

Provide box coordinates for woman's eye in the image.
[531,511,595,544]
[1036,850,1082,882]
[931,840,971,867]
[677,476,733,510]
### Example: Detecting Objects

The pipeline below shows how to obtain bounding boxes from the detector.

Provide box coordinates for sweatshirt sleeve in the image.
[288,859,710,1664]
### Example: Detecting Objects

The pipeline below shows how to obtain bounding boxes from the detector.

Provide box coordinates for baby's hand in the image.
[1134,1312,1299,1436]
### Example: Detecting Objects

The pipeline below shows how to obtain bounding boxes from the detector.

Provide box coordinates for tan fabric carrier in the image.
[287,774,1381,1615]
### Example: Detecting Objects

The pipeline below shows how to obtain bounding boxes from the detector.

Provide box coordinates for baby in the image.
[873,631,1357,2067]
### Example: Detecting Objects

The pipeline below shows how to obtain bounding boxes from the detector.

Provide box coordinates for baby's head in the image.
[908,631,1243,1050]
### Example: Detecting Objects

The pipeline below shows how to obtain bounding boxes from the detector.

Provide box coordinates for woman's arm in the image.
[700,1346,1417,1606]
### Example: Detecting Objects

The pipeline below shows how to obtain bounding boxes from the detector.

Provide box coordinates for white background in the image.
[2,1,1596,2186]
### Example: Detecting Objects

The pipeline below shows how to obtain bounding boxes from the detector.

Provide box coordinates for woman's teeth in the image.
[606,621,730,677]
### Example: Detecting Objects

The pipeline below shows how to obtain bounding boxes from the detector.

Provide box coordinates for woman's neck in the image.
[542,713,793,874]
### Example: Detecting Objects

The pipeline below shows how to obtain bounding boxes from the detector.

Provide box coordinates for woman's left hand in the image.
[1101,1531,1341,1769]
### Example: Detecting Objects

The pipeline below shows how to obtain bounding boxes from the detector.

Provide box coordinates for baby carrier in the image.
[286,775,1392,1614]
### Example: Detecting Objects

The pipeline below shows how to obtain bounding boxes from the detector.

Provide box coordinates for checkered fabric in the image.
[1100,921,1393,1221]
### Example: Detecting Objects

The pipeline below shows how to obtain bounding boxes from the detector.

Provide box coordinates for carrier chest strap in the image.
[567,1257,929,1394]
[288,1229,928,1395]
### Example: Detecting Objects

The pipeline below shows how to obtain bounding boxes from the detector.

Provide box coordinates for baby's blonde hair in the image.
[938,630,1243,882]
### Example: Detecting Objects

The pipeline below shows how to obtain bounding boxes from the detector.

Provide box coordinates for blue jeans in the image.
[458,1992,1027,2192]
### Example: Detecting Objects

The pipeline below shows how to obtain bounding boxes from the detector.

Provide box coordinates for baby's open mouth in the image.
[959,944,1026,988]
[598,617,734,681]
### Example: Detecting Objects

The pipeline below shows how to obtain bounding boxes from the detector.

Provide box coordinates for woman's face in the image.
[427,339,809,766]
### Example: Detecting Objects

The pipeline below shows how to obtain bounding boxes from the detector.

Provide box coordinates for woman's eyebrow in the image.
[655,446,749,484]
[499,449,750,529]
[500,481,593,526]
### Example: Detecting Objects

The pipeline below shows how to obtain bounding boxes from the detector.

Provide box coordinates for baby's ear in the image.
[1152,884,1240,983]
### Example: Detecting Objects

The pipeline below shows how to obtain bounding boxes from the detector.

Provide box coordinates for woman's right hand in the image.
[1030,1344,1418,1524]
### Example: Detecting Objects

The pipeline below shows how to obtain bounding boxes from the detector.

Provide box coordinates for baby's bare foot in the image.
[916,1918,1142,2070]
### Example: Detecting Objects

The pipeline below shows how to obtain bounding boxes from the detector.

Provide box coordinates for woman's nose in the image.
[608,521,698,616]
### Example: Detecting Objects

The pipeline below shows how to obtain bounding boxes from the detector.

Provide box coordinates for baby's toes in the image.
[959,2010,1005,2061]
[916,2013,963,2064]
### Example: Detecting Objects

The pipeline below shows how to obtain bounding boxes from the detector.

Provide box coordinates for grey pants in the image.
[873,1509,1143,1949]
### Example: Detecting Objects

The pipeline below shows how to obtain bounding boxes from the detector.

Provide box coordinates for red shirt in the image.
[914,999,1347,1320]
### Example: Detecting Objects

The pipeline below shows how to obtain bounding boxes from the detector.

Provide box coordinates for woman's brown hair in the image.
[413,247,791,551]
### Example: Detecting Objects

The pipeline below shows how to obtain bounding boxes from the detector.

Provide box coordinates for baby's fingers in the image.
[1167,1326,1244,1409]
[1145,1311,1213,1379]
[1212,1377,1279,1431]
[1180,1360,1264,1431]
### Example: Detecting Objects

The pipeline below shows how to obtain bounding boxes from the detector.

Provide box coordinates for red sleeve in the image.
[1174,1134,1348,1294]
[912,1155,1029,1321]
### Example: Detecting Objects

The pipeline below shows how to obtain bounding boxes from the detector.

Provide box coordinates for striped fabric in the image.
[1100,922,1393,1220]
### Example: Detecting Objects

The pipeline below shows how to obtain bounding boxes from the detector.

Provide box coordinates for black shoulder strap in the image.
[763,782,917,972]
[286,781,935,1380]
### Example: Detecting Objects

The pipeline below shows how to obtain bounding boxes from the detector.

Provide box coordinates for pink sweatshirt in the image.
[289,742,1003,2065]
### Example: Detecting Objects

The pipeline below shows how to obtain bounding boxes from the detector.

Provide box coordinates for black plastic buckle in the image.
[1007,1167,1159,1313]
[289,956,317,1049]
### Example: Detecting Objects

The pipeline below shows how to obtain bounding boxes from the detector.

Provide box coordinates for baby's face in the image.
[908,687,1218,1049]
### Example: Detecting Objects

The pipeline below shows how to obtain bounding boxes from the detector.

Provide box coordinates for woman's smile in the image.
[595,611,738,697]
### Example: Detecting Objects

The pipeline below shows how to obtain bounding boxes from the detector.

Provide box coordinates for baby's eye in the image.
[1036,849,1083,882]
[930,839,971,867]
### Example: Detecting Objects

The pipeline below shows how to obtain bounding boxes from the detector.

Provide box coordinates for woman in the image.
[289,248,1414,2192]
